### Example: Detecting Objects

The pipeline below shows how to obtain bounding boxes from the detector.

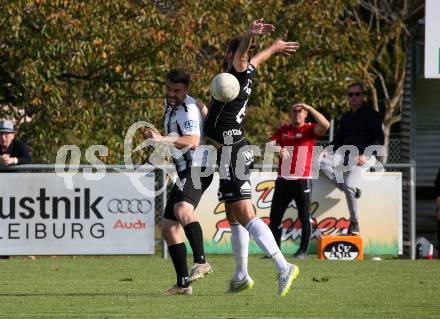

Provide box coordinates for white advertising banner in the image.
[195,172,402,255]
[425,0,440,78]
[0,173,155,255]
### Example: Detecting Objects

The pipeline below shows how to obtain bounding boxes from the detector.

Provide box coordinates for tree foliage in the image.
[345,0,424,161]
[0,0,421,163]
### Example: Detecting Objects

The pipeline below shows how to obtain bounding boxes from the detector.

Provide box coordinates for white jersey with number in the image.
[163,96,208,172]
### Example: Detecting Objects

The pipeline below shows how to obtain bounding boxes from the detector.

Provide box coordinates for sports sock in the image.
[183,222,206,264]
[168,243,189,287]
[230,222,249,281]
[245,218,289,273]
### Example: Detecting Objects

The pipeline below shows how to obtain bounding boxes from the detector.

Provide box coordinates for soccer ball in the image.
[210,73,240,102]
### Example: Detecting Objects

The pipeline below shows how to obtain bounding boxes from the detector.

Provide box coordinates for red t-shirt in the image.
[271,123,318,179]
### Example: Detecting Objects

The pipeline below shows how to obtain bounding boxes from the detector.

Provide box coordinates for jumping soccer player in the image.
[145,69,213,295]
[268,103,330,259]
[204,19,300,297]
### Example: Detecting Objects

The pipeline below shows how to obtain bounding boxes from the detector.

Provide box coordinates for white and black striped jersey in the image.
[205,63,256,145]
[163,96,208,173]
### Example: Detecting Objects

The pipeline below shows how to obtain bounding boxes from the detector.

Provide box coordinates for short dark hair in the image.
[166,68,191,86]
[347,82,364,92]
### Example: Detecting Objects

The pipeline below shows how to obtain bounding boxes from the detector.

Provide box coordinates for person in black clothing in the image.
[0,120,31,259]
[205,19,301,297]
[435,169,440,258]
[0,120,31,166]
[319,83,384,235]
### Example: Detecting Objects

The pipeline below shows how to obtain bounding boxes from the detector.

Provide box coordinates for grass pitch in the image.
[1,255,439,318]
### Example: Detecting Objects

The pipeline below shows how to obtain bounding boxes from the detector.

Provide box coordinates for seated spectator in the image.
[0,119,31,260]
[0,120,31,166]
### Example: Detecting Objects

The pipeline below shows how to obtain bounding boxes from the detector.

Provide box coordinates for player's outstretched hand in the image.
[273,39,299,55]
[246,18,275,37]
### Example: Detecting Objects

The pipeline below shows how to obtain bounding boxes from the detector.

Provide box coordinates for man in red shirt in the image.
[268,103,330,259]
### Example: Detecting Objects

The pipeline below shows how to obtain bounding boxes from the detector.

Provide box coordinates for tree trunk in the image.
[382,122,391,164]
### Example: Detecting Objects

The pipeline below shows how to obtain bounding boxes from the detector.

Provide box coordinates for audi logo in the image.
[108,199,152,214]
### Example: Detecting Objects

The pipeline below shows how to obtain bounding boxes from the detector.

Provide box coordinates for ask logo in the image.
[323,241,359,260]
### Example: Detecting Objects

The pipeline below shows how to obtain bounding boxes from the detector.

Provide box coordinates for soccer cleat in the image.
[348,221,360,235]
[278,263,300,297]
[225,275,254,294]
[187,262,213,283]
[162,285,193,296]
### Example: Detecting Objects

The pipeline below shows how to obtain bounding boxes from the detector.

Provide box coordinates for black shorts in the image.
[163,168,213,221]
[217,139,254,203]
[270,177,312,220]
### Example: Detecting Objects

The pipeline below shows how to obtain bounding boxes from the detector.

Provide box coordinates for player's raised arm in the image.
[250,38,299,69]
[298,103,330,136]
[233,18,274,72]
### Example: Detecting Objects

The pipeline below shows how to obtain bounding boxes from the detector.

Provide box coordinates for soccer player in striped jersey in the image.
[145,69,213,295]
